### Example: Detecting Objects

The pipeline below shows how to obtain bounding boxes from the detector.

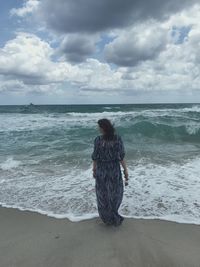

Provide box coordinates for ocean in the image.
[0,103,200,224]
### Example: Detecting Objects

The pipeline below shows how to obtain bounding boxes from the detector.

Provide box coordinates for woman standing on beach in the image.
[91,118,129,226]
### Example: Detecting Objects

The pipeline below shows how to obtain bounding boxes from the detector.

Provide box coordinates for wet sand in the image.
[0,206,200,267]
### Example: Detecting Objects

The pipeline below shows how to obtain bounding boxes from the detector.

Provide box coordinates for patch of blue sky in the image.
[0,0,22,46]
[88,33,118,70]
[93,34,116,60]
[171,25,192,44]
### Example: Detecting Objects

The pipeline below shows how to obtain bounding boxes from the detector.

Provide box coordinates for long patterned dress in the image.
[91,134,125,226]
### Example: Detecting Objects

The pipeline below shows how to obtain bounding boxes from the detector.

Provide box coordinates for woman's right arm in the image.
[118,135,128,180]
[120,159,128,172]
[120,159,128,180]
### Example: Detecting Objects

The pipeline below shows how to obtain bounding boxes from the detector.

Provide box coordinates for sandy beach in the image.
[0,206,200,267]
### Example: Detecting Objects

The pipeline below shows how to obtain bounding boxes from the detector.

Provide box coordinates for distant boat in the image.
[20,103,36,113]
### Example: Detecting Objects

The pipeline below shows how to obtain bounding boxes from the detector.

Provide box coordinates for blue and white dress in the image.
[91,134,125,226]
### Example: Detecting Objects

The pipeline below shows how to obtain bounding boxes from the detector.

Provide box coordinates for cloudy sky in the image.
[1,0,200,104]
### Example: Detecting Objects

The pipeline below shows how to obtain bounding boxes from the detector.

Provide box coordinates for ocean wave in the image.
[0,111,200,142]
[129,121,200,141]
[182,105,200,113]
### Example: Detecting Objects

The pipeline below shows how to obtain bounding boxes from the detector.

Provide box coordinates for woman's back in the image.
[92,134,125,162]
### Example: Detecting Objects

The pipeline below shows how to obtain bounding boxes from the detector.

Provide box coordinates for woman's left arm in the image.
[91,137,99,178]
[92,160,97,178]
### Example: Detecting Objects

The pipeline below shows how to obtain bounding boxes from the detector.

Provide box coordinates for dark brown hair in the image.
[97,118,116,141]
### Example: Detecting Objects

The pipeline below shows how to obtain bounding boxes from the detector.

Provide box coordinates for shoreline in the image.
[0,206,200,267]
[0,203,200,225]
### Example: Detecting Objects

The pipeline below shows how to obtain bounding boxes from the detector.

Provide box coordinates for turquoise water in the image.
[0,104,200,223]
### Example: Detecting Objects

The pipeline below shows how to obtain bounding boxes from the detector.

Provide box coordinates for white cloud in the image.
[0,33,123,94]
[74,59,122,91]
[163,3,200,29]
[0,77,25,93]
[98,4,200,93]
[10,0,40,18]
[0,32,69,85]
[104,20,169,67]
[118,27,200,92]
[2,3,200,97]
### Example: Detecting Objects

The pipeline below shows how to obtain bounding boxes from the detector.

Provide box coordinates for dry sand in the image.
[0,206,200,267]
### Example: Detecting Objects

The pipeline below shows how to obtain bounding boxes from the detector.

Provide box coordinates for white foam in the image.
[0,203,200,225]
[0,157,21,171]
[0,157,200,225]
[182,105,200,113]
[120,157,200,224]
[0,202,99,222]
[185,122,200,135]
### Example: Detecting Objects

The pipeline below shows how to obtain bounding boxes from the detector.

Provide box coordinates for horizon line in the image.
[0,102,200,106]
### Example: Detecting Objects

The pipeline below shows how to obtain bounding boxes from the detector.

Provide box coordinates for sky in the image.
[1,0,200,104]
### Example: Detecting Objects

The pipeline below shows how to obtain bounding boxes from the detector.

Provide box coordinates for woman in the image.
[91,118,129,226]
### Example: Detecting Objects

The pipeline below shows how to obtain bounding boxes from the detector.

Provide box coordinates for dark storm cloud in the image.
[40,0,198,33]
[59,34,97,63]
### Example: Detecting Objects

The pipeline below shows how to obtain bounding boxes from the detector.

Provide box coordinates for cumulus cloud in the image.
[118,27,200,91]
[0,33,123,94]
[0,32,69,85]
[11,0,200,68]
[104,21,169,67]
[58,34,99,63]
[2,1,200,98]
[102,4,200,92]
[39,0,198,33]
[10,0,39,17]
[73,59,122,90]
[0,75,59,94]
[0,77,25,93]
